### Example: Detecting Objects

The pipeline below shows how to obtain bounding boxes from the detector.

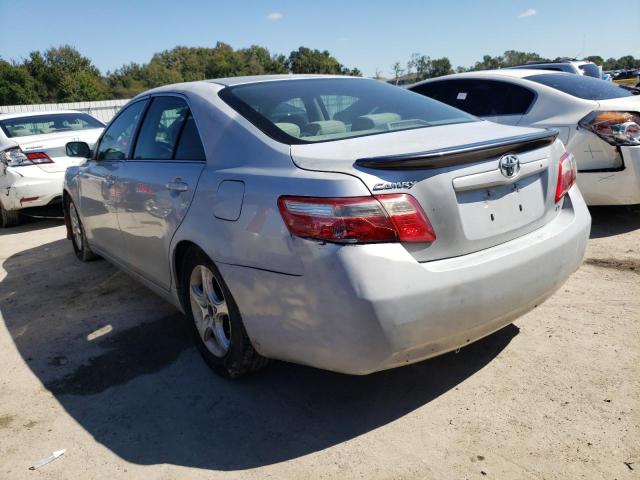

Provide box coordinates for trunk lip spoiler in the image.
[355,129,559,170]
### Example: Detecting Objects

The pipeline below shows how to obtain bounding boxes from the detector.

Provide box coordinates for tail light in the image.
[25,151,54,164]
[278,193,436,244]
[0,147,30,167]
[0,148,53,167]
[579,111,640,146]
[555,151,577,202]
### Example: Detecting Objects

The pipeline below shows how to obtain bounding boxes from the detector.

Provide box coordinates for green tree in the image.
[287,47,344,74]
[430,57,453,77]
[0,59,41,105]
[585,55,604,66]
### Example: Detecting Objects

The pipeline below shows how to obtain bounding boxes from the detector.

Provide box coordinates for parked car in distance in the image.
[506,60,601,78]
[409,70,640,205]
[63,75,590,378]
[0,110,105,227]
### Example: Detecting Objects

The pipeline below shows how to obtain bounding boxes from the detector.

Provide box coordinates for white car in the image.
[0,110,104,226]
[410,70,640,205]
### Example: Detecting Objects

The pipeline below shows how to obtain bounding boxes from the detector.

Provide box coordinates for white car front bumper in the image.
[577,146,640,206]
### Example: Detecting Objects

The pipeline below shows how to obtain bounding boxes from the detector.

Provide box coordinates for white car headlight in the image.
[579,111,640,146]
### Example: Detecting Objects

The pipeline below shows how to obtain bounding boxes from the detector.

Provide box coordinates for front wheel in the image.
[66,198,98,261]
[181,248,269,378]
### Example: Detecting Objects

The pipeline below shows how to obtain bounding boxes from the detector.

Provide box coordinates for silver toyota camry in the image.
[63,75,591,378]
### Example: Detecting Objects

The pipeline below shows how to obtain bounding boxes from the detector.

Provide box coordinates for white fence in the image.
[0,99,131,123]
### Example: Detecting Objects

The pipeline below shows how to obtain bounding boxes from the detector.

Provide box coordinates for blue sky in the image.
[0,0,638,77]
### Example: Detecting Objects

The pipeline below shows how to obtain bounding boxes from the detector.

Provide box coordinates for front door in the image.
[78,100,147,254]
[115,96,206,290]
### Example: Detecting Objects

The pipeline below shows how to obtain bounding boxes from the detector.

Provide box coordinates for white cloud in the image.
[267,12,283,21]
[518,8,537,18]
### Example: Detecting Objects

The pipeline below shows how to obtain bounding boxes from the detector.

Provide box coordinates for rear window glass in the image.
[411,79,535,117]
[0,113,104,138]
[219,78,476,144]
[525,73,635,100]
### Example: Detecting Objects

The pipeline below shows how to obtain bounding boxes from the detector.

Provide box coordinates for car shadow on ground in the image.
[0,216,64,236]
[0,231,519,471]
[589,204,640,239]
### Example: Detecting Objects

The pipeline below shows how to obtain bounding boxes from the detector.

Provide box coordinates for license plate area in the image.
[455,173,546,240]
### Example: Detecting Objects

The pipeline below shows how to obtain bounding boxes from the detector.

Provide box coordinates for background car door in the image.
[115,95,206,290]
[412,79,535,126]
[78,100,147,254]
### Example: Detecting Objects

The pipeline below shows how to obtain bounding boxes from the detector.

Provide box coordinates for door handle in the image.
[165,180,189,192]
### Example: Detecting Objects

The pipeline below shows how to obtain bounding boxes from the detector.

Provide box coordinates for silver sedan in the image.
[63,75,591,378]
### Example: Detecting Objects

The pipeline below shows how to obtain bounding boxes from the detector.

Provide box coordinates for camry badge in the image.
[372,181,416,191]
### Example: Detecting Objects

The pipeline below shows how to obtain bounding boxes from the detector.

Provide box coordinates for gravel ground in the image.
[0,206,638,480]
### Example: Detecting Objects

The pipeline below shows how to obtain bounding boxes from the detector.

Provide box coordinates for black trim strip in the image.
[355,130,558,170]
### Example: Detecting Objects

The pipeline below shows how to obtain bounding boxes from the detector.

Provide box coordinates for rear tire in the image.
[0,203,20,228]
[180,247,269,378]
[66,198,99,262]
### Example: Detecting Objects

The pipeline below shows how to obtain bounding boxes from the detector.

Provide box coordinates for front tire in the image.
[66,198,98,261]
[0,203,20,228]
[181,248,269,378]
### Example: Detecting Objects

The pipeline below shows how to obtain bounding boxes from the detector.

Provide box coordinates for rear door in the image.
[115,95,205,290]
[411,79,536,126]
[78,100,147,254]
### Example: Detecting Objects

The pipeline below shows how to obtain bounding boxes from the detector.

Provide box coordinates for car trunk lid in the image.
[290,121,562,262]
[16,129,102,173]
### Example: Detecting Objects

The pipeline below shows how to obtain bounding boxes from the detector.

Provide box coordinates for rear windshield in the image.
[219,78,477,144]
[0,113,104,138]
[525,73,635,100]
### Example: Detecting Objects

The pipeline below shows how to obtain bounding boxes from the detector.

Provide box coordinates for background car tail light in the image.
[0,147,31,167]
[555,151,577,202]
[25,151,54,164]
[579,111,640,146]
[278,194,435,244]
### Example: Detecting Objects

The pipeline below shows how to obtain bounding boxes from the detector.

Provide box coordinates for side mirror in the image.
[66,141,91,158]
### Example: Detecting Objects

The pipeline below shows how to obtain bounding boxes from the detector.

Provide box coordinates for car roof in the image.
[133,74,366,100]
[410,69,575,87]
[0,109,85,120]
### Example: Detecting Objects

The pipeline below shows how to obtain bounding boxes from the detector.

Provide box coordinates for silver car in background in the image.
[63,75,591,378]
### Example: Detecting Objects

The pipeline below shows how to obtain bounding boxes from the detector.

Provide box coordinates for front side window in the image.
[219,78,476,144]
[0,113,104,138]
[525,73,636,100]
[411,79,535,117]
[96,101,146,160]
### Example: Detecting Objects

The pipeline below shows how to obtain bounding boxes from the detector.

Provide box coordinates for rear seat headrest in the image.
[275,122,301,138]
[352,113,402,131]
[302,120,347,137]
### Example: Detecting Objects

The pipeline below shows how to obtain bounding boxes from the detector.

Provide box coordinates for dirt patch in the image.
[584,257,640,273]
[0,414,14,429]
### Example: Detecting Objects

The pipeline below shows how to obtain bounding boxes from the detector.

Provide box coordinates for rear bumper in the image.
[577,146,640,206]
[0,166,64,211]
[219,186,591,374]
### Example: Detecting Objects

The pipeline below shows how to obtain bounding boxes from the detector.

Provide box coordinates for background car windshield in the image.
[578,63,601,78]
[525,73,635,100]
[220,78,477,144]
[0,113,104,138]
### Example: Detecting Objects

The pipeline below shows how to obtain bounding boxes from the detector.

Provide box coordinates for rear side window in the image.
[133,97,190,160]
[411,79,535,116]
[219,78,476,144]
[0,113,104,138]
[96,101,146,160]
[174,114,206,160]
[525,73,635,100]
